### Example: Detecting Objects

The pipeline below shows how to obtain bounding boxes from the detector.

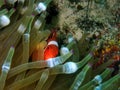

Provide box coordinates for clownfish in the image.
[32,41,47,61]
[44,30,59,60]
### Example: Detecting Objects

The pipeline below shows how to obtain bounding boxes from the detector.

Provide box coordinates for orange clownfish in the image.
[32,41,47,61]
[44,30,59,60]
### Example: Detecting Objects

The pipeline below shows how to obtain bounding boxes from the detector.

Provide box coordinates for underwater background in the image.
[0,0,120,90]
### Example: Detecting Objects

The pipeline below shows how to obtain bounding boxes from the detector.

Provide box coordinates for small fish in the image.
[44,30,59,60]
[32,41,47,61]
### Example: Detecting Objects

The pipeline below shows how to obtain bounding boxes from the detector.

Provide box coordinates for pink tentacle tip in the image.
[32,13,35,16]
[70,49,74,54]
[13,8,16,11]
[88,63,93,67]
[31,13,35,16]
[11,46,14,48]
[90,52,94,56]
